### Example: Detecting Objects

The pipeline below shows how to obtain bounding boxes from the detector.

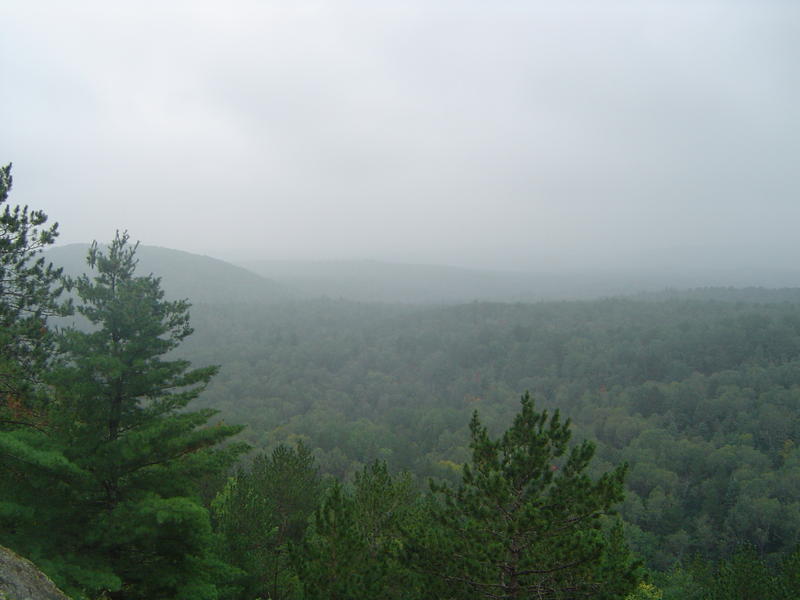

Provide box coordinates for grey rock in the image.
[0,546,69,600]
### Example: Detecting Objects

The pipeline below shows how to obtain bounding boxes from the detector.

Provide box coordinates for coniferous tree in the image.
[0,163,75,584]
[297,480,369,600]
[213,442,321,600]
[697,544,800,600]
[297,461,422,600]
[0,162,69,403]
[4,231,246,600]
[775,546,800,599]
[410,392,640,600]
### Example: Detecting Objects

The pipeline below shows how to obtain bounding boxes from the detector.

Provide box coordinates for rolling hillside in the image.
[46,243,290,305]
[236,258,800,304]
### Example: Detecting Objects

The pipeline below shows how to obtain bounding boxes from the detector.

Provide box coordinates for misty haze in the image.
[2,2,800,600]
[3,1,799,276]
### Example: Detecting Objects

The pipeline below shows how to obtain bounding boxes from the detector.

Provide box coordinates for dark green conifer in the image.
[411,391,640,599]
[297,461,421,600]
[0,163,75,587]
[3,231,246,600]
[213,442,321,600]
[0,162,70,402]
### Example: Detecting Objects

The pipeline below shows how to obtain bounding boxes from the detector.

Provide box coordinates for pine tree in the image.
[0,162,70,403]
[213,442,322,600]
[410,392,640,599]
[297,461,422,600]
[0,163,76,589]
[4,231,246,600]
[705,545,780,600]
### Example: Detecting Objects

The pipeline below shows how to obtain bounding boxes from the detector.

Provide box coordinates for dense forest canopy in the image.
[177,293,800,569]
[46,240,800,592]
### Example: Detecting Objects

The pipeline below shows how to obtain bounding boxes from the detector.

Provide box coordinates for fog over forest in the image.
[6,4,800,600]
[2,1,799,276]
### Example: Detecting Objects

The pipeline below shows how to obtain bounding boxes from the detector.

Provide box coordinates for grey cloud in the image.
[1,1,798,272]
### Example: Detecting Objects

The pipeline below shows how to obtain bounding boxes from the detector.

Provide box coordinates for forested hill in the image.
[637,287,800,304]
[46,243,290,304]
[42,242,800,572]
[48,243,800,305]
[237,258,800,303]
[177,293,800,571]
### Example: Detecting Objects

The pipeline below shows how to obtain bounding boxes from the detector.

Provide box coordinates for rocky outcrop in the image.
[0,546,69,600]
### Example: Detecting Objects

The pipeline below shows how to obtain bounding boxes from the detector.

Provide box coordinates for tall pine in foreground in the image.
[4,231,246,600]
[409,392,640,599]
[0,162,70,407]
[0,163,74,584]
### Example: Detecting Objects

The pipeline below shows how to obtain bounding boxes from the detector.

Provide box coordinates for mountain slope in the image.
[46,244,290,304]
[236,259,800,304]
[235,259,604,303]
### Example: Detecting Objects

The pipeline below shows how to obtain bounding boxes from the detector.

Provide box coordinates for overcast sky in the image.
[1,1,798,272]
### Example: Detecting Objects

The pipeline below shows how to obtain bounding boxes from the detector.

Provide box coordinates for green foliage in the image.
[410,392,640,599]
[53,232,220,445]
[653,545,800,600]
[2,232,246,600]
[6,204,800,595]
[625,582,663,600]
[0,163,70,401]
[177,296,800,567]
[0,164,76,592]
[654,564,706,600]
[777,546,800,597]
[213,442,321,600]
[297,461,422,600]
[705,545,777,600]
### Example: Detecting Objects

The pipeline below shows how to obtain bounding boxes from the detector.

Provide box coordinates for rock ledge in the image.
[0,545,69,600]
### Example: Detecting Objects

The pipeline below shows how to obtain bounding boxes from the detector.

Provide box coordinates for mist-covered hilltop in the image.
[46,243,290,304]
[237,258,800,304]
[47,242,800,306]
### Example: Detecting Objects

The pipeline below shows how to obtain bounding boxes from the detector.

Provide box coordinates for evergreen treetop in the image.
[412,392,640,599]
[0,163,70,402]
[2,230,246,600]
